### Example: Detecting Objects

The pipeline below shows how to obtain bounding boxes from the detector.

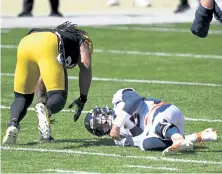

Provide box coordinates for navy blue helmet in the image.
[84,107,114,137]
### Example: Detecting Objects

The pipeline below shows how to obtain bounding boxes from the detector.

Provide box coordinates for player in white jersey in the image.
[84,88,218,155]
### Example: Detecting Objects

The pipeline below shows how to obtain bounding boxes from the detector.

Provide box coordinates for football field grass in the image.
[1,23,222,173]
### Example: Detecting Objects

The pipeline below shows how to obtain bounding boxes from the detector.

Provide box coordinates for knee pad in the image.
[155,121,179,140]
[46,90,67,114]
[122,91,142,115]
[47,90,67,99]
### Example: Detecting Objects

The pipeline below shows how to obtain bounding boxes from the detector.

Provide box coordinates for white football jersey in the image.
[116,99,185,147]
[215,0,222,9]
[112,88,135,106]
[116,98,158,138]
[112,88,137,127]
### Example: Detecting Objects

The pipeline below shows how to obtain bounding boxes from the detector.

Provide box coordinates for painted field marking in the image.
[124,164,178,171]
[93,26,222,35]
[1,146,222,165]
[0,45,17,48]
[0,29,11,33]
[1,72,222,87]
[1,105,222,123]
[44,169,100,174]
[1,44,222,60]
[44,165,177,173]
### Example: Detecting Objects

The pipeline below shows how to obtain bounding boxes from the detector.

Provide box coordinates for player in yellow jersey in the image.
[2,21,93,144]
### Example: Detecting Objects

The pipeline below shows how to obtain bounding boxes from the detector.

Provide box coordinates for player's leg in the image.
[35,77,47,104]
[2,93,35,145]
[140,137,172,151]
[174,0,190,13]
[190,0,214,38]
[49,0,63,17]
[185,128,218,144]
[2,37,39,144]
[18,0,34,17]
[36,32,67,140]
[214,1,222,22]
[134,0,151,7]
[107,0,120,6]
[151,104,193,155]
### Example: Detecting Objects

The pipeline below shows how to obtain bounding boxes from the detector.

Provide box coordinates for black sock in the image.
[10,93,34,126]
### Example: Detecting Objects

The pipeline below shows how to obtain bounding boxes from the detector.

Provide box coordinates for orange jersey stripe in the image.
[144,101,167,127]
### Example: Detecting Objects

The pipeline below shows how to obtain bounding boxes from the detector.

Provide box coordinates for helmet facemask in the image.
[85,107,114,137]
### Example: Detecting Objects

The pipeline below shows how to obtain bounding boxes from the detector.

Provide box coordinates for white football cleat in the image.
[162,139,194,156]
[196,128,218,143]
[107,0,120,6]
[2,126,19,145]
[134,0,151,7]
[35,103,51,139]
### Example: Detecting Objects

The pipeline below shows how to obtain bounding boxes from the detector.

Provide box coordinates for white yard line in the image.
[124,164,178,171]
[44,169,100,174]
[0,29,11,33]
[185,117,222,122]
[1,105,222,123]
[89,77,222,87]
[44,166,177,173]
[1,146,222,165]
[0,45,17,49]
[1,72,222,87]
[1,13,220,28]
[94,49,222,60]
[93,26,222,35]
[1,44,222,60]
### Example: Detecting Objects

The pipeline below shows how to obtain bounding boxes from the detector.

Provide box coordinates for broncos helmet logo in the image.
[84,107,114,137]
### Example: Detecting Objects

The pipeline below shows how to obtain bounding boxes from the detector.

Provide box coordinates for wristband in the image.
[80,93,87,103]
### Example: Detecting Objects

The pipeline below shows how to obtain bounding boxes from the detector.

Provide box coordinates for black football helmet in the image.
[84,107,115,137]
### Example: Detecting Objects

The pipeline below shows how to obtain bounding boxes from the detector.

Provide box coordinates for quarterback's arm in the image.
[114,120,141,147]
[114,124,149,147]
[110,91,142,140]
[110,102,132,140]
[78,42,92,97]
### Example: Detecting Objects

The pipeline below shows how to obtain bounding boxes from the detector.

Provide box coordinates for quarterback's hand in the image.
[109,125,120,140]
[68,95,87,122]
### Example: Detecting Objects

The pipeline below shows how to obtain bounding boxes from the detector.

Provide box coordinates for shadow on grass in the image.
[21,138,115,148]
[194,145,209,150]
[194,145,222,153]
[20,141,222,153]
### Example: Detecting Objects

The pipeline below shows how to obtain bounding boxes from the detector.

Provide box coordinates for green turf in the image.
[1,23,222,173]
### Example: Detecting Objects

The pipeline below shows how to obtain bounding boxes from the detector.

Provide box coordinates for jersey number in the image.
[65,56,76,68]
